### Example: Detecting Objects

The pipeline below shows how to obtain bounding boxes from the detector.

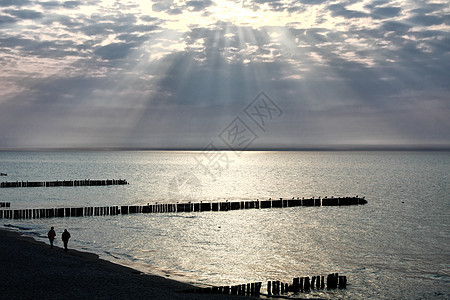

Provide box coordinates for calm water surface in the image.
[1,151,449,299]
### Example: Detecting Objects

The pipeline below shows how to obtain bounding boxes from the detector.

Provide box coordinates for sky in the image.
[0,0,449,150]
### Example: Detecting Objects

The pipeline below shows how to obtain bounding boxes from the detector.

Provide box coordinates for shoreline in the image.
[0,228,244,299]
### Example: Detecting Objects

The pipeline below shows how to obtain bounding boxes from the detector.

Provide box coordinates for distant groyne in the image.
[182,272,347,296]
[0,179,128,188]
[0,196,366,219]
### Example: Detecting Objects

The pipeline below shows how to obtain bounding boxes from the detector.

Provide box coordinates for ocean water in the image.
[0,151,449,299]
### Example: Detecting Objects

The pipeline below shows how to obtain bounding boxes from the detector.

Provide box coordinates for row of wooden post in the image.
[267,273,347,295]
[0,206,121,219]
[182,274,347,297]
[0,179,128,188]
[0,202,10,208]
[0,197,366,219]
[182,282,262,296]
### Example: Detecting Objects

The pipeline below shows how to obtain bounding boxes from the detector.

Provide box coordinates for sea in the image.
[0,150,449,299]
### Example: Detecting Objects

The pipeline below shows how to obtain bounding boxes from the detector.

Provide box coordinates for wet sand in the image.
[0,228,245,299]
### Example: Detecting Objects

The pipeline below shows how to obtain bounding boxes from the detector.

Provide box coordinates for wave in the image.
[3,223,36,231]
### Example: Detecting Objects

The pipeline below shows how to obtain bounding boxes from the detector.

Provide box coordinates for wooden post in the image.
[231,285,237,295]
[260,200,271,208]
[267,281,271,295]
[272,199,282,208]
[303,198,314,206]
[230,202,240,210]
[293,277,300,293]
[339,276,347,289]
[327,273,338,289]
[315,198,321,206]
[275,281,280,294]
[304,277,310,291]
[256,282,261,296]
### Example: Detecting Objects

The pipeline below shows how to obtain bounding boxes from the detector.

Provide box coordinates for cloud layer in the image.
[0,0,449,148]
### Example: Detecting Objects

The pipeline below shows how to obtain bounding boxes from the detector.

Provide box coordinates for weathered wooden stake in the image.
[304,277,310,291]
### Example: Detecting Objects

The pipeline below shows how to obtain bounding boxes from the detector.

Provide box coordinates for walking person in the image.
[47,227,56,249]
[61,229,71,252]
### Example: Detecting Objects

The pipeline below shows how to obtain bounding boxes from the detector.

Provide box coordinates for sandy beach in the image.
[0,228,246,299]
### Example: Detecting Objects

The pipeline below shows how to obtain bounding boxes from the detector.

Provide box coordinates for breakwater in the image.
[0,196,366,219]
[0,179,128,188]
[182,273,346,296]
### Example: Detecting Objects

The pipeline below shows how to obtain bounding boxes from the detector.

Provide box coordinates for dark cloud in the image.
[371,7,401,19]
[297,0,329,5]
[0,35,79,58]
[327,4,369,19]
[152,1,183,15]
[0,0,31,7]
[117,33,148,43]
[140,15,160,23]
[4,9,42,19]
[380,21,411,33]
[0,14,16,25]
[63,1,81,9]
[185,0,213,11]
[64,13,159,37]
[408,14,445,26]
[363,0,391,9]
[94,42,137,60]
[0,36,34,48]
[410,3,448,15]
[54,15,84,28]
[39,1,63,8]
[152,0,213,14]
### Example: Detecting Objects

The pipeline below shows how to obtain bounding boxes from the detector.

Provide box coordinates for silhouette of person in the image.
[47,227,56,249]
[61,229,71,252]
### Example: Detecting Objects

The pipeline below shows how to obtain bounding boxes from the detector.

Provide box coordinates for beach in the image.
[0,228,244,299]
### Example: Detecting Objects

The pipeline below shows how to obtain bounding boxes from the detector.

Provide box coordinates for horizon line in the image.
[1,145,450,152]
